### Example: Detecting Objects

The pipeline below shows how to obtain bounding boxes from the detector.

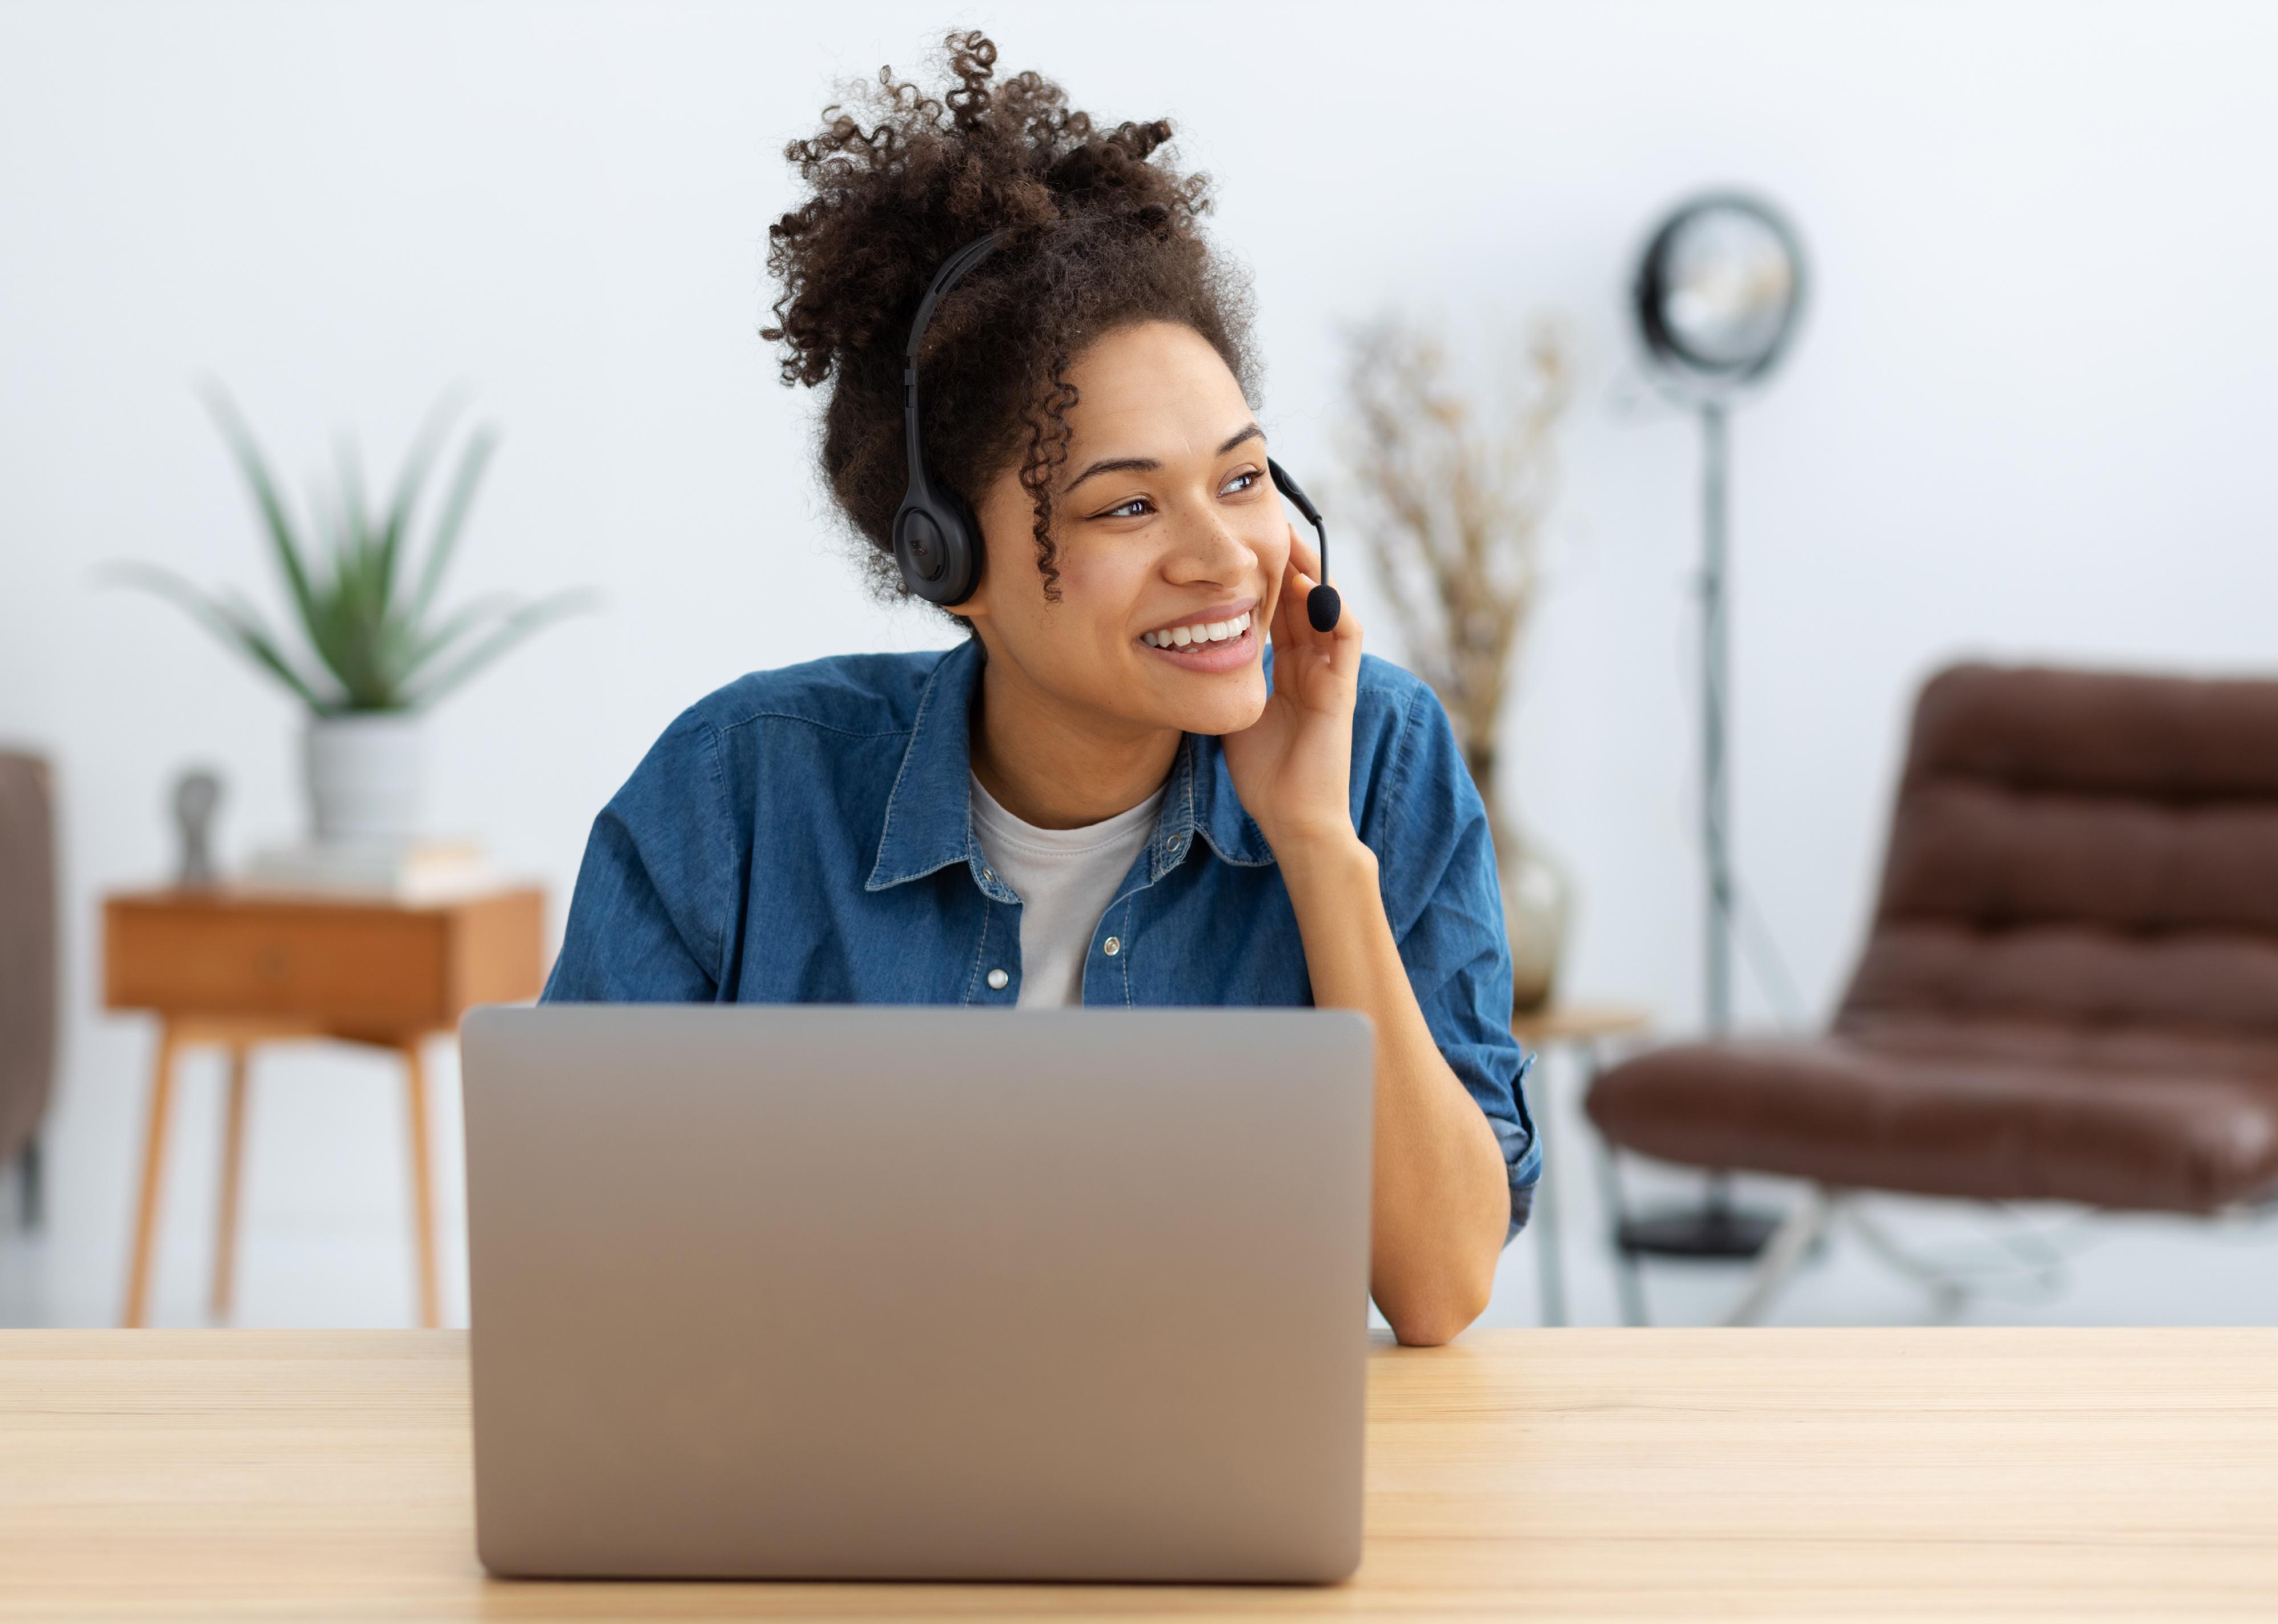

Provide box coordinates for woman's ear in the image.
[962,463,1040,623]
[952,514,1002,625]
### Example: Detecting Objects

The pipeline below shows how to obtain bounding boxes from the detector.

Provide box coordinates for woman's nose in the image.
[1163,505,1257,585]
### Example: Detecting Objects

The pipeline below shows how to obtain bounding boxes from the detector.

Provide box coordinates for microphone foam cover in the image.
[1306,584,1342,634]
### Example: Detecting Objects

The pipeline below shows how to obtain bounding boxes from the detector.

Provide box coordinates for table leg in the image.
[400,1040,441,1329]
[210,1044,251,1321]
[1531,1045,1566,1328]
[16,1136,41,1231]
[123,1023,182,1328]
[1587,1108,1651,1327]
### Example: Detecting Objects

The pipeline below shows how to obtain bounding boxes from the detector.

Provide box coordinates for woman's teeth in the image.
[1142,610,1252,650]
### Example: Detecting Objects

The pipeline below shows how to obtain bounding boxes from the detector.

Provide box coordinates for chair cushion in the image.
[1585,1031,2278,1214]
[1846,664,2278,1041]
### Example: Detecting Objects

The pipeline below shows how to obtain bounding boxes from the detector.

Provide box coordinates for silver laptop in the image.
[461,1005,1374,1583]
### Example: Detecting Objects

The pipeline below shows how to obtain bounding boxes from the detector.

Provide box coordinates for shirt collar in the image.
[866,639,1278,896]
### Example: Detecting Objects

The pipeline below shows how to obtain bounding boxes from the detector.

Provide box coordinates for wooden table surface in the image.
[3,1327,2274,1621]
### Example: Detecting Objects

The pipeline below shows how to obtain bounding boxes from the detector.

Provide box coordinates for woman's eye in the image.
[1099,496,1152,520]
[1220,468,1261,496]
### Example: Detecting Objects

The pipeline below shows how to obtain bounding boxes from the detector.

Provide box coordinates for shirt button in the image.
[986,968,1009,990]
[1102,937,1121,956]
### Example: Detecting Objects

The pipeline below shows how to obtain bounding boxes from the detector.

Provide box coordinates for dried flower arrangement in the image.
[1338,312,1576,1008]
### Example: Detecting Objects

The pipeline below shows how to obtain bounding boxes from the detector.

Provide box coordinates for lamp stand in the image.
[1615,399,1780,1263]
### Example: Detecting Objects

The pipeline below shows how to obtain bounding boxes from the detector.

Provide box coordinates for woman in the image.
[547,33,1536,1345]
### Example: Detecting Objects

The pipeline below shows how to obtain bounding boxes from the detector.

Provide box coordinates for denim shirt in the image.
[545,638,1539,1237]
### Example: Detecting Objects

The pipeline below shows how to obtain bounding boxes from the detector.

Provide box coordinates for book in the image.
[240,838,499,904]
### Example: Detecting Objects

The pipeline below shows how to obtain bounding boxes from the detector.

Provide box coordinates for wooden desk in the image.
[3,1327,2272,1618]
[102,886,545,1328]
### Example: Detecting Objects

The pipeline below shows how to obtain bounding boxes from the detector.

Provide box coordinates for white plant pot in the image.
[1494,818,1573,1016]
[305,712,427,844]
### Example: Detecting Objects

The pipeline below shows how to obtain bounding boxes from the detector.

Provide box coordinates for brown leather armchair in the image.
[1588,663,2278,1318]
[0,751,56,1231]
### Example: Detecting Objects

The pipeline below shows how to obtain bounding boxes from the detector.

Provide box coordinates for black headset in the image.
[894,234,1339,633]
[891,234,999,607]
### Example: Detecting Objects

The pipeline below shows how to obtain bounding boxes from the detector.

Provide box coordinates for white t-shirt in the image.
[969,773,1165,1008]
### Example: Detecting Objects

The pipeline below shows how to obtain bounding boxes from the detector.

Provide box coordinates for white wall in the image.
[5,0,2276,1325]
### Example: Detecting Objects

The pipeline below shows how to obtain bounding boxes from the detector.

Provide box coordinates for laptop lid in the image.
[462,1005,1374,1583]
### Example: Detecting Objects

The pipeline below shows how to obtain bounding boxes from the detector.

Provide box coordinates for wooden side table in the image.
[1512,1001,1652,1328]
[102,886,545,1328]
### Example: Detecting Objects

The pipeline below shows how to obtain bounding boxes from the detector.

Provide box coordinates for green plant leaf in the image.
[377,389,469,605]
[406,426,498,630]
[299,545,369,704]
[98,561,335,713]
[196,382,323,645]
[335,434,370,557]
[299,460,410,709]
[396,590,519,680]
[215,586,343,713]
[400,587,599,709]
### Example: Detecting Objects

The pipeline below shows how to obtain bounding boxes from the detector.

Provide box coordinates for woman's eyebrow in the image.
[1065,455,1158,493]
[1065,423,1266,495]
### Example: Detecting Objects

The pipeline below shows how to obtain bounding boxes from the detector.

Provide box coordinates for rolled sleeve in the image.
[1373,684,1540,1241]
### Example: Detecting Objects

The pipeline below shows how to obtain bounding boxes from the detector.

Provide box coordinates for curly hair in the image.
[763,31,1256,607]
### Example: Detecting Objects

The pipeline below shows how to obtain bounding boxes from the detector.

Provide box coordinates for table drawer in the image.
[105,898,455,1027]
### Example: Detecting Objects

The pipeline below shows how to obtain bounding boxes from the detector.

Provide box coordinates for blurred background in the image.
[4,0,2276,1332]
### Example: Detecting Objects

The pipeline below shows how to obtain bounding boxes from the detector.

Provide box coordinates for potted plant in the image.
[1339,314,1576,1011]
[111,386,593,845]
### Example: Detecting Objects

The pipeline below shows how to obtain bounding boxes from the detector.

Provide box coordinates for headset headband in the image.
[907,234,999,361]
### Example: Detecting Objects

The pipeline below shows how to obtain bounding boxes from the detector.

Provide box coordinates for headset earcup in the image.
[926,493,980,606]
[892,487,983,607]
[939,492,983,605]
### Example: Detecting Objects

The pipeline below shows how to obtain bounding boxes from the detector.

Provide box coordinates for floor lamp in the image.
[1620,193,1808,1259]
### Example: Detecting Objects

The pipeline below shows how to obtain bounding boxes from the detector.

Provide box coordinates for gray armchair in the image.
[0,752,56,1229]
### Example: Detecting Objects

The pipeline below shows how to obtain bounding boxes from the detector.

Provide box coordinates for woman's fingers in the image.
[1266,525,1362,694]
[1269,527,1315,647]
[1281,527,1362,655]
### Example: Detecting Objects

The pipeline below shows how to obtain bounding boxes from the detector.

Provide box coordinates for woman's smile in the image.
[1138,606,1257,672]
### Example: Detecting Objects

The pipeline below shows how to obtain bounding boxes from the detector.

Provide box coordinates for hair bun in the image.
[763,32,1213,390]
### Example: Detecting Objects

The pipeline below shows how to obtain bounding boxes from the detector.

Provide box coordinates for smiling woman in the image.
[543,31,1538,1345]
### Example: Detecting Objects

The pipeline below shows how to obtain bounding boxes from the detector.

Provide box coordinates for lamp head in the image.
[1633,193,1806,397]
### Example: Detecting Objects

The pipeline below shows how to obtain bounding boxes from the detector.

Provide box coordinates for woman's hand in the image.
[1220,527,1363,857]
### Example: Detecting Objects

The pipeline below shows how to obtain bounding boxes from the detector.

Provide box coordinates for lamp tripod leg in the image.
[1721,1185,1835,1327]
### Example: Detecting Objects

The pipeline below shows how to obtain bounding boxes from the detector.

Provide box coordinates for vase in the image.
[304,711,427,844]
[1494,820,1572,1015]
